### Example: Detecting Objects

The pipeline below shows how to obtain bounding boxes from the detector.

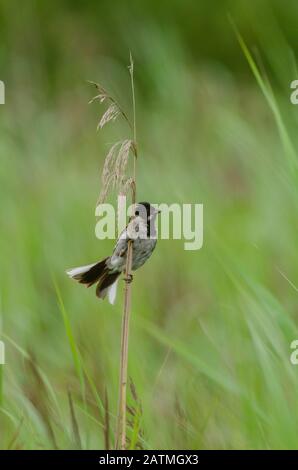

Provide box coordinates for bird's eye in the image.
[135,210,139,216]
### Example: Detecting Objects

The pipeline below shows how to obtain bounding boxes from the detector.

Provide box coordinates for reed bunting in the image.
[66,202,159,304]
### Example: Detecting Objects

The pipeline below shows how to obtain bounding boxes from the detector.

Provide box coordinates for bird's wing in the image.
[109,218,141,270]
[112,234,129,258]
[112,218,139,255]
[108,225,131,270]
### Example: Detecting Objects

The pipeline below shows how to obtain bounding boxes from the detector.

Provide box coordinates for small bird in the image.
[66,202,159,304]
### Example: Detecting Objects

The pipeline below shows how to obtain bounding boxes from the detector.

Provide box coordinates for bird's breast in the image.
[131,238,157,271]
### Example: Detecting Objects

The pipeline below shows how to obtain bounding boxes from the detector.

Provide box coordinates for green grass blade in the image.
[229,15,297,171]
[53,278,85,397]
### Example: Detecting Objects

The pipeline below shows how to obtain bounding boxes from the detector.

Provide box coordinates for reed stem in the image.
[115,54,137,450]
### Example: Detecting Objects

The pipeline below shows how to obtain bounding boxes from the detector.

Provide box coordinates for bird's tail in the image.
[66,258,120,304]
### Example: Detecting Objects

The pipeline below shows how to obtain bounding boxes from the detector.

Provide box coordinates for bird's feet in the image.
[123,274,133,284]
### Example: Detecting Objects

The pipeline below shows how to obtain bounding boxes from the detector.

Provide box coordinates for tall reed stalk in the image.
[90,54,138,450]
[115,55,137,450]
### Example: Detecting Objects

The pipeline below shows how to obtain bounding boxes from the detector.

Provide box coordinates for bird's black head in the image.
[133,202,160,237]
[134,202,159,221]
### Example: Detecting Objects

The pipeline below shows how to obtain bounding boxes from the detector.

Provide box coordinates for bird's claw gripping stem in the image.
[123,274,133,284]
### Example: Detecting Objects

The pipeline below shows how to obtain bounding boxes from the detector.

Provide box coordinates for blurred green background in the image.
[1,0,298,450]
